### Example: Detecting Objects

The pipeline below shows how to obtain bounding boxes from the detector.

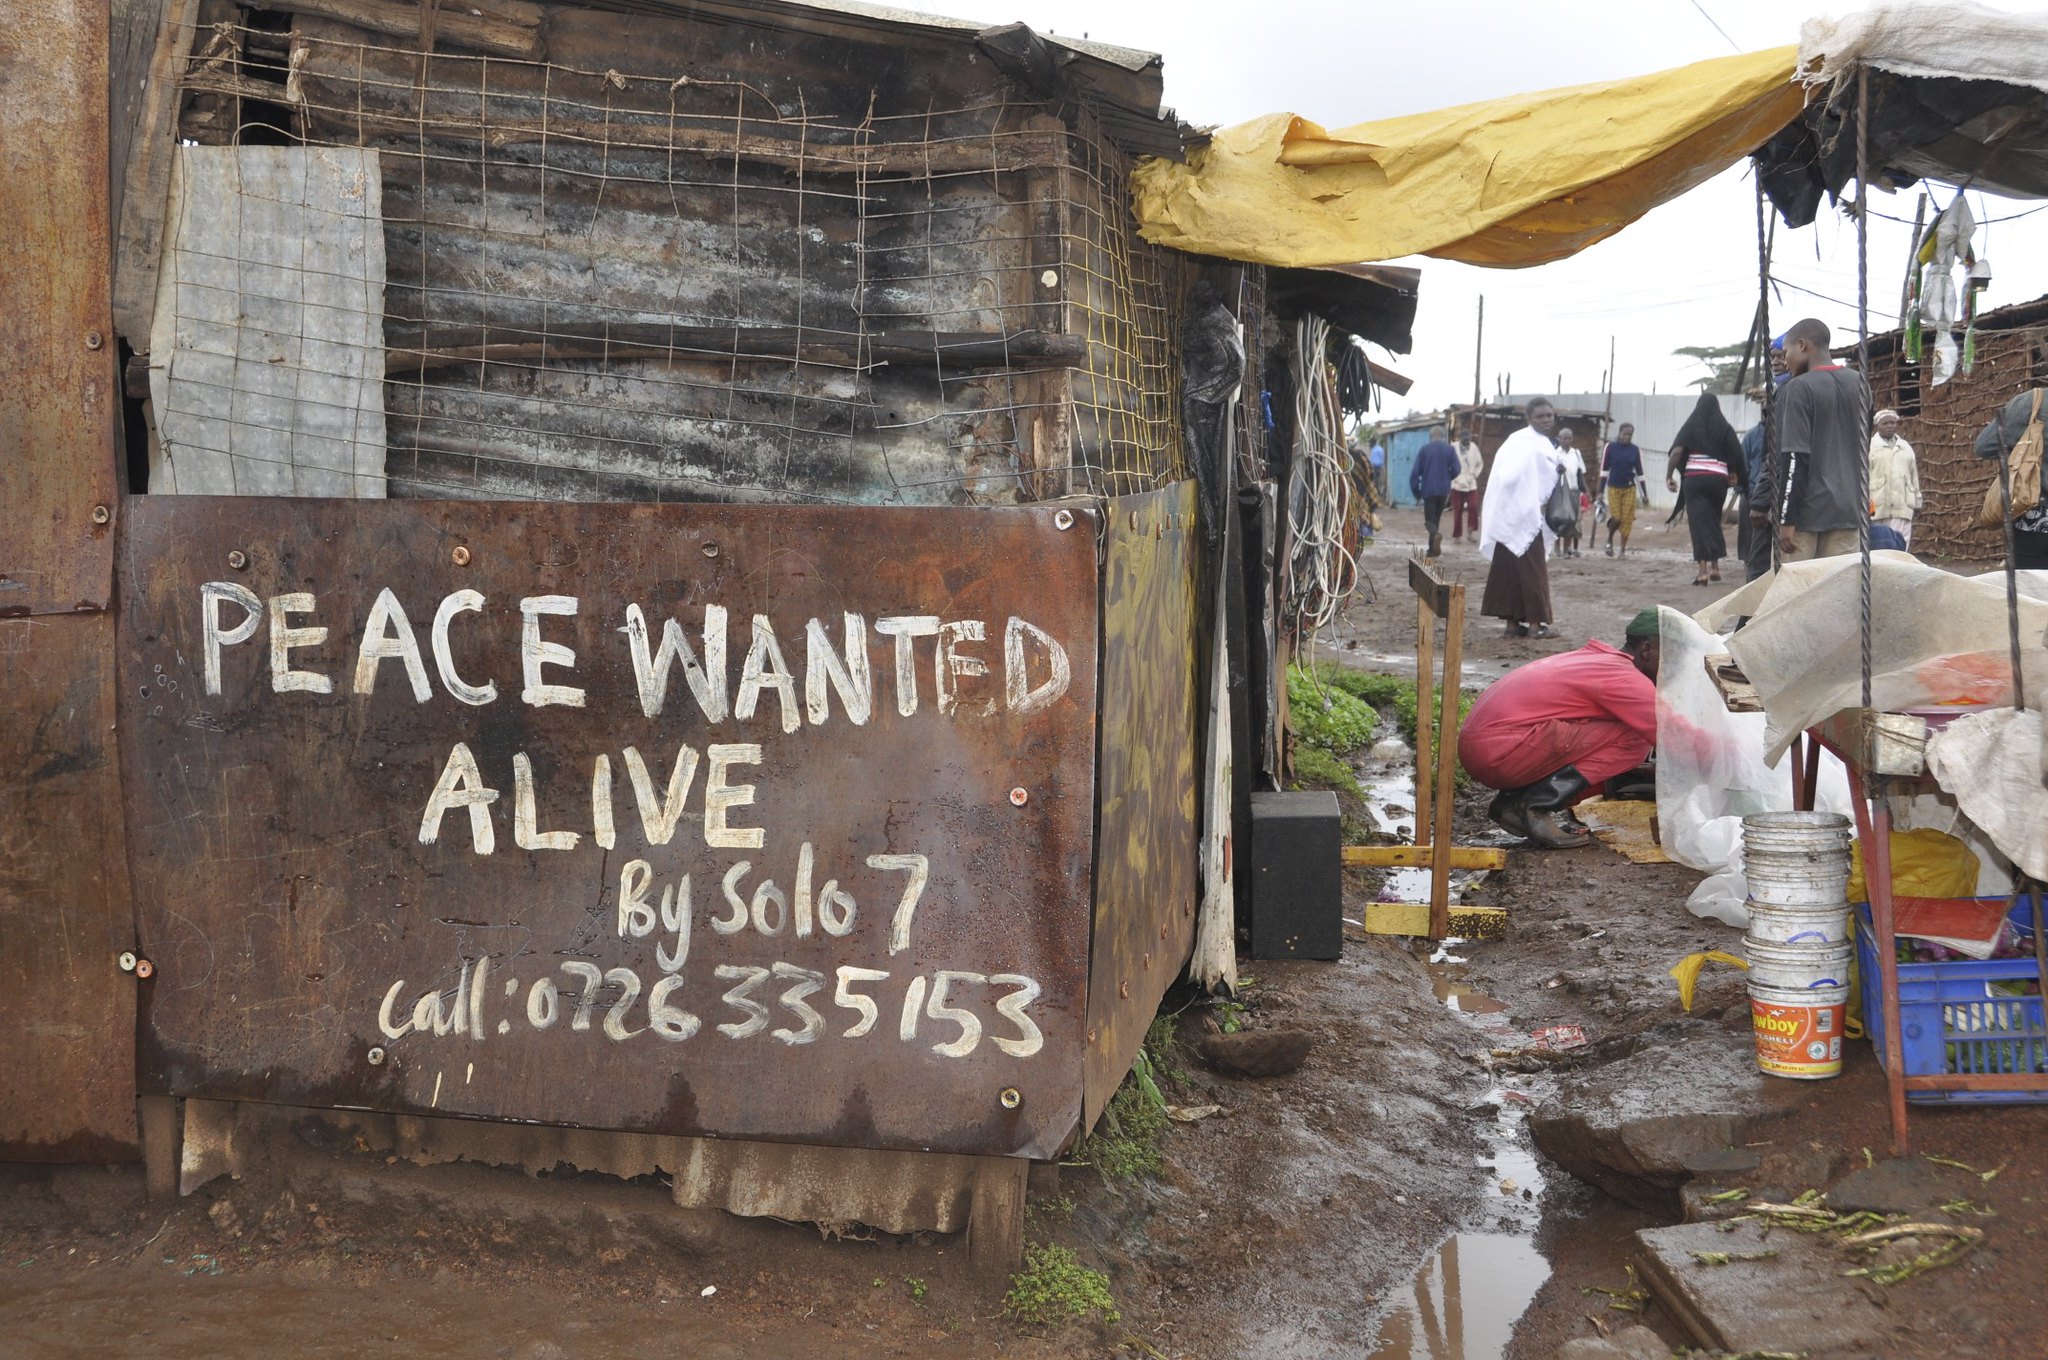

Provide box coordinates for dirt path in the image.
[1329,504,1748,676]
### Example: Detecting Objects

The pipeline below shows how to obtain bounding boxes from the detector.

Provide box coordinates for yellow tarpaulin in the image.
[1131,46,1805,269]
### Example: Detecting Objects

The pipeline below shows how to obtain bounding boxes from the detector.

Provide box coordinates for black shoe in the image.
[1524,807,1592,849]
[1427,532,1443,558]
[1488,790,1532,838]
[1523,764,1592,814]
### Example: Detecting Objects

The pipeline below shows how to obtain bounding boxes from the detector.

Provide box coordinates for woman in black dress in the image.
[1665,393,1745,586]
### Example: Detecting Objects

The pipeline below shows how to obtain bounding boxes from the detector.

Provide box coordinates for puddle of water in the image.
[1432,977,1508,1015]
[1370,937,1561,1359]
[1364,1231,1551,1360]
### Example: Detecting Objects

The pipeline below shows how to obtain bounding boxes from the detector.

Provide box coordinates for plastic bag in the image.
[1544,469,1577,535]
[1655,605,1854,927]
[1670,950,1748,1012]
[1845,826,1981,904]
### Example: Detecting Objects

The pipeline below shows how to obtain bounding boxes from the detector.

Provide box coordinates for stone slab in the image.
[1634,1220,1892,1356]
[1530,1024,1798,1212]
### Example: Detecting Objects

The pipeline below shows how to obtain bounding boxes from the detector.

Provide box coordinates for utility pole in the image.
[1472,296,1484,406]
[1604,335,1616,418]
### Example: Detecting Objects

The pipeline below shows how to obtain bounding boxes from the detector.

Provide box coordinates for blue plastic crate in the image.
[1854,899,2048,1105]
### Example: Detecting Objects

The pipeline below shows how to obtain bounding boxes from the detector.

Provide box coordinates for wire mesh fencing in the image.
[154,16,1191,505]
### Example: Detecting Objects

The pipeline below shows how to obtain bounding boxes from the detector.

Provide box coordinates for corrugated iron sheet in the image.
[1084,482,1200,1128]
[120,496,1098,1159]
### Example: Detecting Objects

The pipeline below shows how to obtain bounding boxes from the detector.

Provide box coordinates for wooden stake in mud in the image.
[1348,560,1505,938]
[1414,584,1435,850]
[1430,583,1466,941]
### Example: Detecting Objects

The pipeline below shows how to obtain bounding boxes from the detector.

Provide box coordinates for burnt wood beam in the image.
[384,325,1088,375]
[245,0,541,57]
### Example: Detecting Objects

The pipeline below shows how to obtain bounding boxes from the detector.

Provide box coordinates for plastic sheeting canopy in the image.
[1131,46,1803,270]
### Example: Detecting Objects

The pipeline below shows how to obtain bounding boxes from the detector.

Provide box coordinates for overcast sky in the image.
[898,0,2048,417]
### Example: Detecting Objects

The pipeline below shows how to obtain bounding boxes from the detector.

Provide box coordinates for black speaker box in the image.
[1248,790,1342,959]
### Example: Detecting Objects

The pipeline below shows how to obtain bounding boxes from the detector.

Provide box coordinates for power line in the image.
[1863,201,2048,228]
[1685,0,1741,52]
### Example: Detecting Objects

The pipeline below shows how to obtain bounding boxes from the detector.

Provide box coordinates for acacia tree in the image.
[1672,341,1751,394]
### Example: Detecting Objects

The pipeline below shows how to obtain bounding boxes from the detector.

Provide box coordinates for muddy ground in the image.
[3,504,2044,1358]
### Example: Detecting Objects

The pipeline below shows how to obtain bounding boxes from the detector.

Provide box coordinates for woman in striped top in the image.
[1665,392,1745,587]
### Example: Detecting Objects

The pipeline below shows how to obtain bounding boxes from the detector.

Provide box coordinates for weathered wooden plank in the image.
[1,0,120,614]
[387,324,1086,374]
[111,0,174,239]
[0,615,139,1161]
[1341,845,1507,870]
[1354,902,1510,938]
[386,362,1032,506]
[288,18,1060,176]
[250,0,540,57]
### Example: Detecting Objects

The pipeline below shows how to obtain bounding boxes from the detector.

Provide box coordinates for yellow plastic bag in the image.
[1845,827,1979,904]
[1670,950,1748,1012]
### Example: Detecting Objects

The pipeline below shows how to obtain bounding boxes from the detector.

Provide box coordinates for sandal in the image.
[1502,622,1531,638]
[1530,624,1561,640]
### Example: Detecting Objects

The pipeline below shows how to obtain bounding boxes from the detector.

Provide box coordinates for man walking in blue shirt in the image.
[1410,423,1461,559]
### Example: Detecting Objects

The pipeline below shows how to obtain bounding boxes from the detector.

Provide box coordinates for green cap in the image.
[1625,608,1661,641]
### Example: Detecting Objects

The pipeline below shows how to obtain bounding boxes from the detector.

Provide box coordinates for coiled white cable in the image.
[1286,315,1360,644]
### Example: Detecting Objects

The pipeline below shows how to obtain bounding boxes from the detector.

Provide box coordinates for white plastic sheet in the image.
[1656,604,1852,926]
[1699,553,2048,766]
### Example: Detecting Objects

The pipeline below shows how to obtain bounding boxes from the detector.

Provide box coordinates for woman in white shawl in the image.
[1479,397,1565,639]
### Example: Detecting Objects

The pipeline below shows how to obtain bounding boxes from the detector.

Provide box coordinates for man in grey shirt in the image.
[1775,316,1872,561]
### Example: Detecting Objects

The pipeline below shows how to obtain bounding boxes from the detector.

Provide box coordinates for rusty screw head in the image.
[701,542,720,559]
[226,549,248,570]
[133,958,155,979]
[999,1087,1022,1110]
[451,545,472,566]
[366,1046,387,1066]
[117,951,137,972]
[1008,786,1029,807]
[91,504,111,525]
[84,330,104,351]
[1053,508,1075,531]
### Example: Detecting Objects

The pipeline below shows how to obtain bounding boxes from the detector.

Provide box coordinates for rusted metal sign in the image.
[119,498,1098,1159]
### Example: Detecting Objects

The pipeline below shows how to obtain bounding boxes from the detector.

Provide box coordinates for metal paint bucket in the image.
[1745,900,1853,946]
[1749,979,1848,1079]
[1742,937,1853,990]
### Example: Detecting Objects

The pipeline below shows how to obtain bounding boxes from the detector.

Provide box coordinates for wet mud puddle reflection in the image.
[1355,755,1555,1359]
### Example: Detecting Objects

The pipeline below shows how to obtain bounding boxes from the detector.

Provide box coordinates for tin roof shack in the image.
[1858,294,2048,563]
[3,0,1348,1268]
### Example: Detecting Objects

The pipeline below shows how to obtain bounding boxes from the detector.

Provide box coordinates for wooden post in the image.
[967,1155,1027,1275]
[1429,585,1465,940]
[1414,593,1435,842]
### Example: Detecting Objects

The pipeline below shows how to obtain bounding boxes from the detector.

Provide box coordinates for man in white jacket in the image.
[1868,409,1923,548]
